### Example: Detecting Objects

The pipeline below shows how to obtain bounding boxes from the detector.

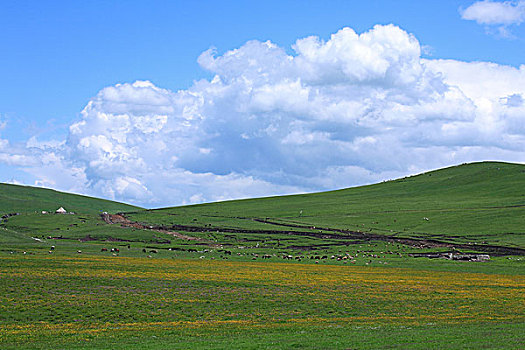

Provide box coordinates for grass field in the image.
[0,161,524,349]
[1,254,523,349]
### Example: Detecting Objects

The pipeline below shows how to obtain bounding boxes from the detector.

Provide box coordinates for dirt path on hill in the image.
[101,213,203,241]
[101,213,525,256]
[249,218,525,256]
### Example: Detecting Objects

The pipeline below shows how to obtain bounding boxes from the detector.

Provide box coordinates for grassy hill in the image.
[0,184,142,245]
[128,161,525,249]
[0,183,140,215]
[2,161,523,251]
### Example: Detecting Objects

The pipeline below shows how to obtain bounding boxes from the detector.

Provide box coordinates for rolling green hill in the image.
[0,183,143,245]
[128,161,525,249]
[0,183,140,215]
[1,161,524,251]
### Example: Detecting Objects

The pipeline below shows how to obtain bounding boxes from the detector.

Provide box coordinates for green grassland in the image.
[0,161,524,349]
[1,255,523,349]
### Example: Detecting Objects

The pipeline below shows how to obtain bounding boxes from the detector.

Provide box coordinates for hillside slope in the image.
[128,161,525,248]
[0,183,140,215]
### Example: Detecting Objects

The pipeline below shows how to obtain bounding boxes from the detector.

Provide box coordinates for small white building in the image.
[55,207,67,214]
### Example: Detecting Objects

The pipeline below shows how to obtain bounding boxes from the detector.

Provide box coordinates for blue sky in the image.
[2,0,523,137]
[1,1,525,207]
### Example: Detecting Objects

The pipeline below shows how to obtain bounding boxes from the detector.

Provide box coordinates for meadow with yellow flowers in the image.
[1,253,523,349]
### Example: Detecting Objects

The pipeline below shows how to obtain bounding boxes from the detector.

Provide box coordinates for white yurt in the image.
[55,207,67,214]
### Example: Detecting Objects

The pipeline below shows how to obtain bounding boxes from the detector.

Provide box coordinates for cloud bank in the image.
[1,24,525,207]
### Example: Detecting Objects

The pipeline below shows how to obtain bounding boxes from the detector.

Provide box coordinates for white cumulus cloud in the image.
[461,0,525,25]
[1,24,525,207]
[461,1,525,37]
